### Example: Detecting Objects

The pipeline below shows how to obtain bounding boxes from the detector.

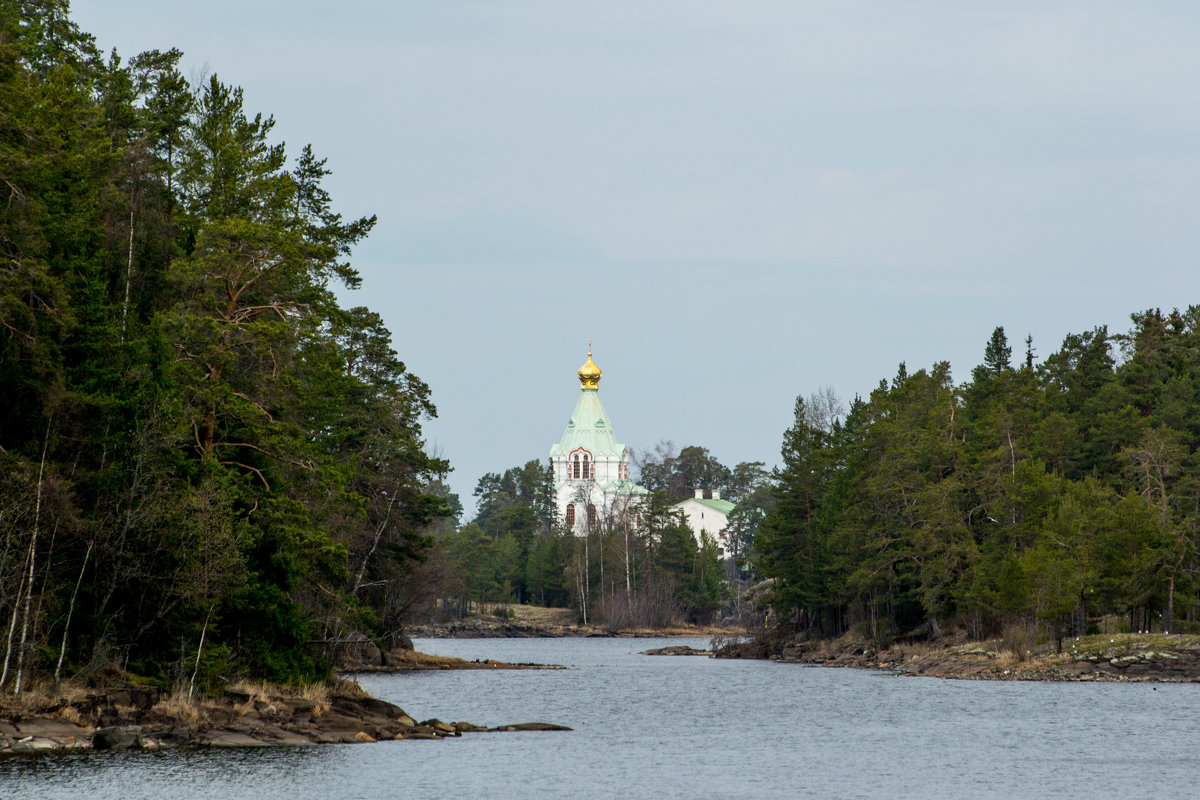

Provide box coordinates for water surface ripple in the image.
[4,637,1196,799]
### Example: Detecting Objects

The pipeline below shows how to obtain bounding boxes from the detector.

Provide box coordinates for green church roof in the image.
[550,388,625,459]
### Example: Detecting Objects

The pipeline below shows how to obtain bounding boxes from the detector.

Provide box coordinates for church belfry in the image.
[549,345,647,532]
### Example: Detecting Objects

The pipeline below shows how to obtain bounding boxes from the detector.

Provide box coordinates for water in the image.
[4,637,1198,799]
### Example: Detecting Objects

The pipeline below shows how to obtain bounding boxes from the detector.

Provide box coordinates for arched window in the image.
[587,503,597,528]
[570,448,593,480]
[566,503,575,527]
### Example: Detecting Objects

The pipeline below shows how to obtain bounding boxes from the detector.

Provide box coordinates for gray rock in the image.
[14,717,89,739]
[93,725,143,750]
[11,737,59,752]
[204,732,272,747]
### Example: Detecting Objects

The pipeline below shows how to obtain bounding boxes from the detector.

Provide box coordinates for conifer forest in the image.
[3,2,1199,698]
[0,3,449,688]
[755,320,1200,644]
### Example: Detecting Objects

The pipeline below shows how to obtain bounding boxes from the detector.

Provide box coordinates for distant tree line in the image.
[755,314,1200,647]
[424,448,773,628]
[0,3,448,692]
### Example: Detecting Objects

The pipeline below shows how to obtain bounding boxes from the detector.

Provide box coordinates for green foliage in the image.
[430,456,737,625]
[0,5,448,690]
[638,444,732,501]
[758,313,1200,642]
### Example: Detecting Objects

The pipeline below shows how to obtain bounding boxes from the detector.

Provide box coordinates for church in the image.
[549,347,649,533]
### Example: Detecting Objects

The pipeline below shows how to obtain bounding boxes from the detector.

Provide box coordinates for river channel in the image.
[4,637,1198,799]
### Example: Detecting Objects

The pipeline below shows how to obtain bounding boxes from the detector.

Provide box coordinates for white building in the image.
[550,347,648,533]
[673,489,736,554]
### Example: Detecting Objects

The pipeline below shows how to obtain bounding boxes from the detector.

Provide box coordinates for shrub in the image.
[1002,624,1034,662]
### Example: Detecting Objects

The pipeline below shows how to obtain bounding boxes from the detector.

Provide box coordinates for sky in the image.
[70,1,1200,511]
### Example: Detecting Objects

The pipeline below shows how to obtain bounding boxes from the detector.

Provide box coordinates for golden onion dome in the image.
[577,343,602,389]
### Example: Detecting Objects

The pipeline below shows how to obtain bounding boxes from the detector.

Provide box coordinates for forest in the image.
[5,2,1198,699]
[420,449,771,629]
[0,2,449,691]
[755,318,1200,646]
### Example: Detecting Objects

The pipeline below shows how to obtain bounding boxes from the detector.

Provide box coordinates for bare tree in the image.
[11,420,50,694]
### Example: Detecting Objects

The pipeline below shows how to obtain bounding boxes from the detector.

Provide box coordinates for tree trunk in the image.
[14,422,50,694]
[1165,576,1175,635]
[0,559,28,690]
[1074,589,1086,638]
[122,201,134,336]
[188,602,215,699]
[55,541,93,684]
[624,527,631,599]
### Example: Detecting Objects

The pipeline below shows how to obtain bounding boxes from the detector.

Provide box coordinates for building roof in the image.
[550,347,648,500]
[550,388,625,460]
[675,497,736,515]
[550,348,625,460]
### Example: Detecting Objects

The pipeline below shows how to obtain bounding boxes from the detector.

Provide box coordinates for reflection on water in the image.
[4,637,1197,799]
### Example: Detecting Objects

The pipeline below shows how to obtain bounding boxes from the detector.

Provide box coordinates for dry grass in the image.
[0,678,92,719]
[229,680,273,704]
[1002,625,1035,662]
[895,641,936,660]
[295,682,331,717]
[1065,632,1200,660]
[500,604,577,626]
[992,651,1019,669]
[150,692,203,726]
[327,676,368,699]
[0,691,51,718]
[55,704,88,726]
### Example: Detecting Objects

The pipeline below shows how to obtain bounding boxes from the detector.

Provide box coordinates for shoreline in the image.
[338,647,565,672]
[405,620,741,640]
[715,631,1200,682]
[18,629,1191,756]
[0,652,569,756]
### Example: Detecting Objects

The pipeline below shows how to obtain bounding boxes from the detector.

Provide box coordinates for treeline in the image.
[424,449,772,627]
[0,3,447,691]
[756,315,1200,645]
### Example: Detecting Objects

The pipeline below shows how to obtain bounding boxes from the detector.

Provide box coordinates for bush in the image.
[1002,624,1034,662]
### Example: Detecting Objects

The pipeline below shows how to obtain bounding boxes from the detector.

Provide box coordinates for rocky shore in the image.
[404,603,743,640]
[1,655,570,755]
[337,645,562,672]
[640,645,712,656]
[406,620,730,638]
[716,631,1200,682]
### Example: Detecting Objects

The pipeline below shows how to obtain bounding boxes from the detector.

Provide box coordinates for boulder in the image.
[291,701,315,723]
[640,645,710,656]
[93,725,143,751]
[454,721,487,732]
[489,722,573,732]
[225,688,252,704]
[11,737,59,752]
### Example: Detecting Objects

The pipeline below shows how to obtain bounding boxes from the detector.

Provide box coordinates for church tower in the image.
[550,346,647,533]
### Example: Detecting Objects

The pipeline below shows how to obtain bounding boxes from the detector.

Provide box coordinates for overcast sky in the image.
[71,1,1200,510]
